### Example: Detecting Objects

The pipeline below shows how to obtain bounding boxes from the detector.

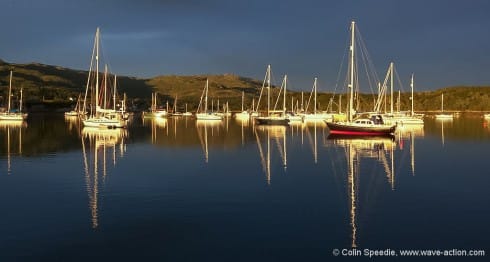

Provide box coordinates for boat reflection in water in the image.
[81,127,128,228]
[304,121,327,164]
[143,117,168,143]
[196,119,224,163]
[287,121,328,163]
[235,116,252,146]
[0,121,27,175]
[328,135,396,247]
[436,118,453,146]
[255,125,287,185]
[396,124,424,176]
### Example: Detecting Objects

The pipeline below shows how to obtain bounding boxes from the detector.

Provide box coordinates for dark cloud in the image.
[1,0,489,90]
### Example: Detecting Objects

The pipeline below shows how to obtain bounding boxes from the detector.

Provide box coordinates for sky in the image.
[1,0,489,92]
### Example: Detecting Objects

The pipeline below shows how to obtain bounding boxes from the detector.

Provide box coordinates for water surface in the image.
[0,114,489,260]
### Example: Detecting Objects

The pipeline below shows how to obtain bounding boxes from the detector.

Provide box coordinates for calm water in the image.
[0,114,489,261]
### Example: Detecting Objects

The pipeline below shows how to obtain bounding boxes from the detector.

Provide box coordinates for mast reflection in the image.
[436,118,452,146]
[329,136,396,247]
[255,125,287,185]
[235,117,251,146]
[143,117,168,144]
[0,121,27,175]
[196,120,223,163]
[396,125,424,176]
[81,127,127,228]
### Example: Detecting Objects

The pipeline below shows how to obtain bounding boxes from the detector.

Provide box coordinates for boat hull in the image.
[327,133,395,140]
[435,114,453,120]
[142,111,168,118]
[0,113,28,121]
[326,121,396,136]
[83,117,126,128]
[196,113,223,120]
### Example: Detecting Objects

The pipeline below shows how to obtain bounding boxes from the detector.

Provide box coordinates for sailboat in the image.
[435,93,453,119]
[285,94,303,122]
[381,72,424,125]
[183,103,192,116]
[301,77,333,121]
[223,101,232,117]
[82,27,126,128]
[142,92,168,118]
[171,95,183,117]
[65,93,87,117]
[0,71,28,121]
[326,21,396,136]
[196,79,223,120]
[235,91,250,119]
[255,65,290,125]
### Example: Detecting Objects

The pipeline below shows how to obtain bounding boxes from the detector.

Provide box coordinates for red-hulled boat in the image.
[326,21,396,136]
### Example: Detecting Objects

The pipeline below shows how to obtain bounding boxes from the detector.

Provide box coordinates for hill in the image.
[0,60,268,111]
[1,59,490,112]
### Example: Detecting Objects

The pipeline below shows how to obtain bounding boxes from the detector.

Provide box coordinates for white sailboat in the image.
[183,103,192,116]
[235,91,250,119]
[255,65,289,125]
[65,93,87,117]
[435,93,453,120]
[83,27,126,128]
[143,92,168,118]
[171,95,183,116]
[0,71,28,121]
[381,73,424,125]
[301,77,333,121]
[196,79,223,120]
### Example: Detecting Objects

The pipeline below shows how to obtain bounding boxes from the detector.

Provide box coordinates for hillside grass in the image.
[1,59,490,112]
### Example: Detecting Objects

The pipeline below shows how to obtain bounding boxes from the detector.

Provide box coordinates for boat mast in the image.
[267,65,271,116]
[8,71,12,112]
[441,93,444,112]
[205,79,209,113]
[390,62,394,114]
[348,21,355,122]
[314,77,317,115]
[410,74,414,116]
[151,93,154,112]
[339,95,342,113]
[284,75,287,115]
[113,74,117,111]
[301,92,304,112]
[104,65,108,110]
[95,27,100,116]
[19,88,23,113]
[123,93,126,113]
[174,95,178,112]
[241,91,244,111]
[397,90,400,113]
